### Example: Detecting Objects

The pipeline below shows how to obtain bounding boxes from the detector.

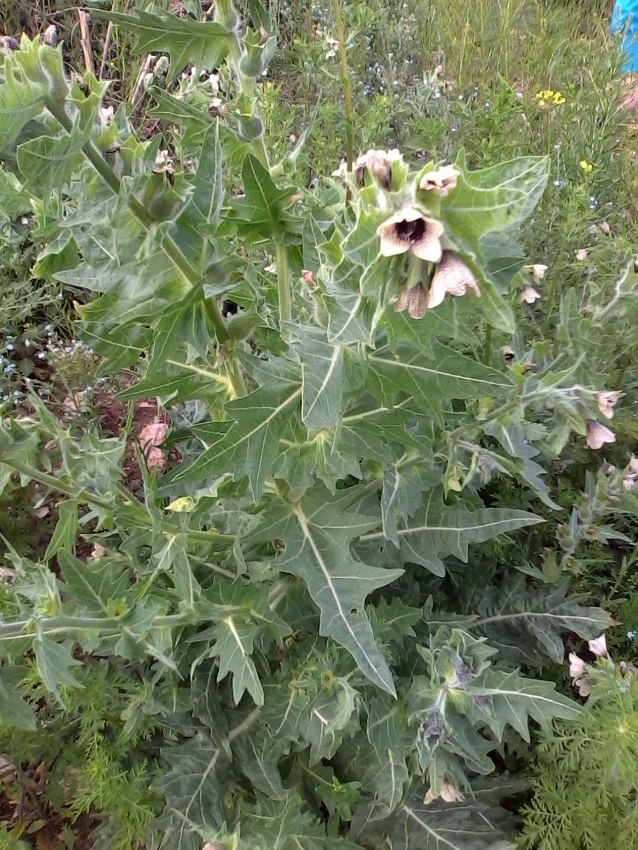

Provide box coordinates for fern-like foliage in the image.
[522,658,638,850]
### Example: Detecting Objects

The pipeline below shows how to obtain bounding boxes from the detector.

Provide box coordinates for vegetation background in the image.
[1,0,638,849]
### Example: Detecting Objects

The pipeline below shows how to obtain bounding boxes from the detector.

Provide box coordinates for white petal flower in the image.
[520,285,541,304]
[531,263,548,283]
[423,782,464,805]
[419,165,460,197]
[596,390,621,420]
[428,251,480,309]
[575,248,589,261]
[568,653,591,697]
[569,652,586,679]
[586,420,616,450]
[588,634,608,657]
[377,208,443,262]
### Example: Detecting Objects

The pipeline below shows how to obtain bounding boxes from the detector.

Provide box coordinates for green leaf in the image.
[58,548,130,616]
[298,328,344,429]
[153,729,233,850]
[230,154,297,241]
[0,46,49,153]
[382,300,479,349]
[175,381,302,500]
[359,489,543,576]
[482,422,560,510]
[155,534,201,608]
[177,122,224,269]
[200,617,263,705]
[364,695,411,811]
[248,492,402,694]
[352,779,523,849]
[232,727,285,799]
[34,637,84,693]
[367,342,513,418]
[243,794,362,849]
[441,154,549,250]
[459,668,581,740]
[381,465,440,548]
[0,669,37,731]
[99,10,230,81]
[44,499,79,561]
[149,88,214,149]
[427,575,613,667]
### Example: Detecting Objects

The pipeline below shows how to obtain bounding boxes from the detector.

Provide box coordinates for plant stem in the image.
[0,613,193,643]
[0,456,234,545]
[330,0,355,175]
[43,96,246,398]
[275,240,292,330]
[482,324,492,364]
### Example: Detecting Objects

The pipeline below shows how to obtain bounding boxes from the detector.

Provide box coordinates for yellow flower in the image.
[553,92,565,104]
[580,159,593,173]
[535,89,554,100]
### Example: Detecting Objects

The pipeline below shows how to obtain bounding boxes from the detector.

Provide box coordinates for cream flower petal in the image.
[440,782,464,803]
[427,273,448,309]
[412,225,443,262]
[588,634,608,657]
[596,391,621,420]
[377,208,443,261]
[407,284,428,319]
[428,251,480,307]
[520,285,541,304]
[419,165,460,196]
[531,263,548,283]
[354,148,399,189]
[395,286,411,312]
[569,652,586,679]
[586,420,616,450]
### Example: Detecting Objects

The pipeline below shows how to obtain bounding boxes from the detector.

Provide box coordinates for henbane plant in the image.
[0,3,633,848]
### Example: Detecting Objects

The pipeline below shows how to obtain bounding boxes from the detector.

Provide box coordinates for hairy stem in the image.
[0,456,234,545]
[330,0,355,175]
[43,96,246,398]
[275,240,292,330]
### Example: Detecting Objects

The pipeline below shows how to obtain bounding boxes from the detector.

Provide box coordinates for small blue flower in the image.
[627,630,636,639]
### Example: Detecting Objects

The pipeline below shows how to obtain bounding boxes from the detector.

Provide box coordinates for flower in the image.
[596,390,621,420]
[531,263,548,283]
[377,208,443,262]
[569,652,586,679]
[586,419,616,450]
[354,148,401,190]
[520,285,541,304]
[588,634,608,657]
[427,251,480,309]
[419,165,460,197]
[535,89,554,100]
[580,159,593,173]
[553,92,566,104]
[325,37,339,58]
[396,282,428,319]
[424,782,464,805]
[575,248,589,261]
[569,652,591,697]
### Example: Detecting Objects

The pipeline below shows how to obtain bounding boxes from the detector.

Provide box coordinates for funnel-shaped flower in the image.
[396,282,428,319]
[419,165,460,197]
[354,148,401,189]
[520,285,541,304]
[377,208,443,262]
[596,391,621,420]
[586,420,615,450]
[427,251,480,309]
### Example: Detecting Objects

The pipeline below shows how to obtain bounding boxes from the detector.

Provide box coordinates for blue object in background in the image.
[612,0,638,72]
